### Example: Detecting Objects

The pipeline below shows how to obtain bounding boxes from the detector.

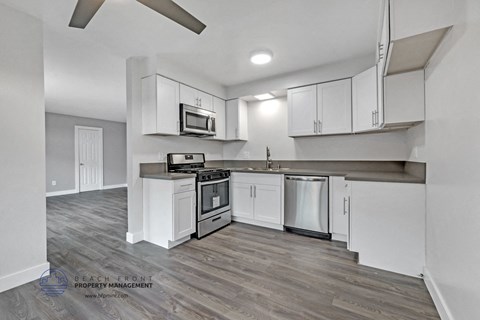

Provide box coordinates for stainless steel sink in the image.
[240,167,290,171]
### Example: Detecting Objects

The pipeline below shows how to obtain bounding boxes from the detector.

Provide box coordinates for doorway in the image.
[74,126,103,192]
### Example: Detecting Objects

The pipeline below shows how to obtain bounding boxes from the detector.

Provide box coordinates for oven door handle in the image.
[198,177,230,186]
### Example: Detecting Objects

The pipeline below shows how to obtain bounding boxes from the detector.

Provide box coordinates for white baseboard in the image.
[0,262,50,293]
[46,189,78,197]
[103,183,127,190]
[424,267,454,320]
[126,231,144,244]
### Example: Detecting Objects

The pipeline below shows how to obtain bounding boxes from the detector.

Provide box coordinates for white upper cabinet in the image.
[389,0,453,41]
[226,99,248,141]
[382,0,453,76]
[352,66,380,133]
[288,85,317,137]
[142,75,180,136]
[288,80,352,137]
[179,83,213,111]
[317,79,352,135]
[211,96,226,141]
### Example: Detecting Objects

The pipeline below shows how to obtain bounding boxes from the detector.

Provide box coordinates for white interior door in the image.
[76,126,103,192]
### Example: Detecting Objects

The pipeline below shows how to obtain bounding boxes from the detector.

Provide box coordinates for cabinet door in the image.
[179,84,198,107]
[226,99,248,141]
[287,85,317,137]
[142,75,179,135]
[237,99,248,141]
[197,91,213,111]
[212,97,226,140]
[226,99,238,140]
[172,191,196,241]
[352,66,379,133]
[378,0,390,76]
[317,79,352,135]
[330,177,349,241]
[349,181,425,277]
[232,182,254,219]
[253,184,282,224]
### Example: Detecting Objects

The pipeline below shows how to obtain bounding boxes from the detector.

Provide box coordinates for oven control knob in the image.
[207,175,212,180]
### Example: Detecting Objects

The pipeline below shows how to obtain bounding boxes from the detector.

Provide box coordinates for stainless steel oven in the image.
[167,153,231,239]
[197,177,231,221]
[180,104,216,137]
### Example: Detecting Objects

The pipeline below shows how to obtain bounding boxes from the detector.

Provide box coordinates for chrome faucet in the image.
[266,146,273,169]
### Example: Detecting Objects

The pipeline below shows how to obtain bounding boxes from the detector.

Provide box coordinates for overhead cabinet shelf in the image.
[380,0,453,76]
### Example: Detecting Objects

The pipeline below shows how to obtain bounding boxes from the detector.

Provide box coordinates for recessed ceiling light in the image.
[250,50,273,65]
[254,93,275,100]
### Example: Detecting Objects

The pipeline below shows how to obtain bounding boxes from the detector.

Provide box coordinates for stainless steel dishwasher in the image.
[284,176,330,239]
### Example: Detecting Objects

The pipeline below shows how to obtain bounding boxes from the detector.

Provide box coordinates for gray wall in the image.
[0,4,48,290]
[45,113,126,192]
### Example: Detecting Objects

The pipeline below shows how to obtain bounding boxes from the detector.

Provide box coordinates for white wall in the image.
[0,4,49,292]
[126,57,224,242]
[224,97,408,161]
[226,54,373,99]
[406,0,480,318]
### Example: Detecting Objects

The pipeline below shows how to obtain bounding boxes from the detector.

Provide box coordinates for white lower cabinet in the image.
[143,178,196,249]
[329,177,350,242]
[231,173,283,230]
[172,191,196,241]
[349,181,425,277]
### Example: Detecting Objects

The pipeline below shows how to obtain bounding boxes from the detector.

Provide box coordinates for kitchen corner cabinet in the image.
[143,178,196,249]
[349,181,425,277]
[226,99,248,141]
[329,177,350,243]
[211,97,226,140]
[179,83,213,111]
[288,79,352,137]
[352,66,382,133]
[231,173,283,230]
[142,74,180,135]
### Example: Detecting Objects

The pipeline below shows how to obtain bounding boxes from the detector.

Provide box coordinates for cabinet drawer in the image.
[231,173,282,186]
[173,178,196,193]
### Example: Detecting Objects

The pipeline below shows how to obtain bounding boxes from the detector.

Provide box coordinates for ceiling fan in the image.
[69,0,206,34]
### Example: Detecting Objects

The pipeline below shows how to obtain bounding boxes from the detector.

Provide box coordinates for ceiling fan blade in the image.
[69,0,106,29]
[137,0,206,34]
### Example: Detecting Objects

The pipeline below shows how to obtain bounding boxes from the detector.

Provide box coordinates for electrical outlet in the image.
[158,152,166,161]
[242,151,250,159]
[51,180,57,186]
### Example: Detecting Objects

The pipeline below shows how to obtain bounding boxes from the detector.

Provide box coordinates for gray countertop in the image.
[140,173,196,180]
[140,167,424,184]
[228,168,424,184]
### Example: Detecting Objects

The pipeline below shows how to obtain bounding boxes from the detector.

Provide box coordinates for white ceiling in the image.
[0,0,381,122]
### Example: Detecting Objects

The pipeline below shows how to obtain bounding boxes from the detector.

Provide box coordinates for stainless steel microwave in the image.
[180,104,216,137]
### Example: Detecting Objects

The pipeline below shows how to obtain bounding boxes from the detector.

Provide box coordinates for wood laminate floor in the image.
[0,188,439,320]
